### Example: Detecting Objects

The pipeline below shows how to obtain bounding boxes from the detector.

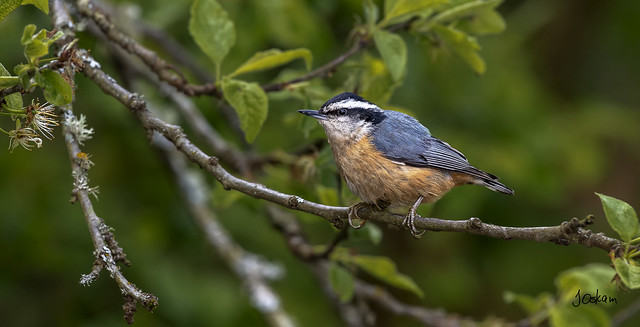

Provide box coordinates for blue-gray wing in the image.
[371,111,497,180]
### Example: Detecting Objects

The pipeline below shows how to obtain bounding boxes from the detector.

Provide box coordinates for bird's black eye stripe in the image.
[326,108,348,116]
[325,107,385,124]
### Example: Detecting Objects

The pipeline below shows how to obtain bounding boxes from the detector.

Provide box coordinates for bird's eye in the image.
[338,109,347,116]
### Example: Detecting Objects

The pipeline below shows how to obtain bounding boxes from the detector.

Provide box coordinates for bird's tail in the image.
[479,177,514,195]
[461,166,514,195]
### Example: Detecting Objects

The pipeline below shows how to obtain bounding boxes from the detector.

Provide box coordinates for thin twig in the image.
[0,84,22,98]
[261,39,369,92]
[260,18,417,93]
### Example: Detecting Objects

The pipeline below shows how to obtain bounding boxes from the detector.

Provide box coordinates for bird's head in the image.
[298,92,385,142]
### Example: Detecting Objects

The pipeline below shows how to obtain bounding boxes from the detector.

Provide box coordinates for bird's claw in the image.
[348,203,368,229]
[403,196,426,238]
[402,213,426,238]
[348,199,427,238]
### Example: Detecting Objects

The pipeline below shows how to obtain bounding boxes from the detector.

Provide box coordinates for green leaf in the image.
[189,0,236,77]
[230,48,312,78]
[23,27,52,65]
[354,55,394,103]
[353,255,424,298]
[372,28,407,82]
[328,262,355,303]
[358,55,398,104]
[24,39,49,63]
[14,63,32,89]
[432,24,485,74]
[221,79,268,143]
[613,258,640,289]
[48,30,64,44]
[21,24,36,45]
[596,193,638,242]
[35,69,73,106]
[0,0,21,22]
[32,28,46,41]
[555,263,616,302]
[21,0,48,14]
[363,0,379,31]
[0,76,20,88]
[431,0,502,25]
[461,8,506,35]
[381,0,446,27]
[14,63,30,76]
[0,63,22,110]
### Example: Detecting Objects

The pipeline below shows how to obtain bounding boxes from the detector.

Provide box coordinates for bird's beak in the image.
[298,109,327,120]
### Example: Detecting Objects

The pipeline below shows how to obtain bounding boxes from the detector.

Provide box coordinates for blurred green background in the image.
[1,0,639,326]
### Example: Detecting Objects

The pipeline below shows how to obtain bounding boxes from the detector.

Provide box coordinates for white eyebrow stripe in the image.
[326,99,381,111]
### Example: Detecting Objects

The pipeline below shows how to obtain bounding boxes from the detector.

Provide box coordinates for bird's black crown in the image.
[321,92,370,109]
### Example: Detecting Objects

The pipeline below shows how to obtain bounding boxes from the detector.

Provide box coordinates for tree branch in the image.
[265,205,496,327]
[262,16,414,93]
[72,47,624,256]
[261,39,369,92]
[52,0,158,324]
[72,4,602,257]
[75,0,377,98]
[62,108,158,323]
[0,84,22,99]
[360,209,622,253]
[75,0,218,97]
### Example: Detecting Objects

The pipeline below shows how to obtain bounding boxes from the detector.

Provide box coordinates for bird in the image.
[298,92,513,238]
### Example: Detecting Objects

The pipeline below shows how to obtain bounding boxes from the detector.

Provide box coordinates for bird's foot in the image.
[348,202,369,229]
[402,196,426,238]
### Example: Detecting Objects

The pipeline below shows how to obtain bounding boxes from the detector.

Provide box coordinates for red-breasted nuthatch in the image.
[299,92,513,238]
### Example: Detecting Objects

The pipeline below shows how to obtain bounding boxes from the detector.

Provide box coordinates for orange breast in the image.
[330,136,458,207]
